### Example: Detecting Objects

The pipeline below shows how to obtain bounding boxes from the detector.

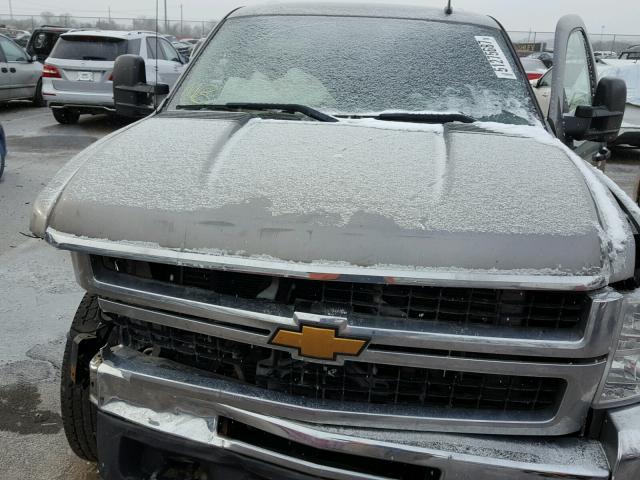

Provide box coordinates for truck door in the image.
[548,15,626,161]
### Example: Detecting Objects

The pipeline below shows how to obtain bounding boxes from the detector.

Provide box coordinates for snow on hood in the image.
[36,116,633,279]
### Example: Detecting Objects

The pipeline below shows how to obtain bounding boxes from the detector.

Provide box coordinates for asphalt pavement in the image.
[0,103,639,479]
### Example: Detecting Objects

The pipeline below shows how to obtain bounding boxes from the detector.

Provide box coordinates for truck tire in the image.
[32,79,45,107]
[60,294,102,462]
[52,108,80,125]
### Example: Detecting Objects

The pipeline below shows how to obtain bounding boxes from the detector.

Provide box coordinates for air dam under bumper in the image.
[90,347,640,480]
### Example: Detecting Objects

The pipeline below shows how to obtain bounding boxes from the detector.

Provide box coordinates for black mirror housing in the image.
[563,77,626,142]
[113,54,170,119]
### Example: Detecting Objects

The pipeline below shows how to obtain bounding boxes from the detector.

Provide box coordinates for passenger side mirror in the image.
[564,77,626,142]
[112,54,170,119]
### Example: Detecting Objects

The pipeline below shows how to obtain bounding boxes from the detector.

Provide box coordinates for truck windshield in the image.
[169,15,540,125]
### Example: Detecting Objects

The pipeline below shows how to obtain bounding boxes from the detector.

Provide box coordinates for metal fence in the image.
[0,14,638,52]
[508,31,640,54]
[0,14,217,39]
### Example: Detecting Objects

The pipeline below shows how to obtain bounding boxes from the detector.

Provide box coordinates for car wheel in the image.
[32,79,46,107]
[52,108,80,125]
[60,294,102,462]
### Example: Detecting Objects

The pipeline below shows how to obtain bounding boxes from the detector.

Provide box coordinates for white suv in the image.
[42,30,185,124]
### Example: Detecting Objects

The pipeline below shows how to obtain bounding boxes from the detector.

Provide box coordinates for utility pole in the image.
[164,0,168,32]
[108,6,111,22]
[8,0,13,20]
[180,4,183,36]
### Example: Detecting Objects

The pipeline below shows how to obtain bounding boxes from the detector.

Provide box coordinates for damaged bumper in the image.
[91,347,640,480]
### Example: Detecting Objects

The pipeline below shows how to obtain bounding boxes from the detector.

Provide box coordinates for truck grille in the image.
[98,257,589,330]
[115,317,565,413]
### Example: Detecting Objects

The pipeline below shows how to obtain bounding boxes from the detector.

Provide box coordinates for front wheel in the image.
[52,108,80,125]
[60,294,102,462]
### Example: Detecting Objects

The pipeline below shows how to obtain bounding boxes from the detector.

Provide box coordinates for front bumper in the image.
[91,346,640,480]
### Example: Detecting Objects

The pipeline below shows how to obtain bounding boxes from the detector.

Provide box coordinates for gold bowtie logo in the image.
[270,325,367,361]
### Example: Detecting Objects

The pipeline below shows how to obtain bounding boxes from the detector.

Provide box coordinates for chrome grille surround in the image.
[63,247,624,436]
[115,316,567,413]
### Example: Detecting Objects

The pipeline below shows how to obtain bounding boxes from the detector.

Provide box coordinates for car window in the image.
[126,38,142,56]
[50,36,128,61]
[564,31,593,112]
[159,39,180,62]
[170,15,539,125]
[33,33,47,49]
[539,69,552,88]
[146,37,166,60]
[0,36,28,62]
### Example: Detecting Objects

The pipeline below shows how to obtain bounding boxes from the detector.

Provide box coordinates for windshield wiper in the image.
[175,103,338,123]
[82,56,108,60]
[373,112,476,124]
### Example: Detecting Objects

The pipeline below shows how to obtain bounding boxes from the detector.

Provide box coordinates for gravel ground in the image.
[0,102,639,479]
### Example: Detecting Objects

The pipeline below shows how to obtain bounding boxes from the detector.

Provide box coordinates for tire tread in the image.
[60,294,100,462]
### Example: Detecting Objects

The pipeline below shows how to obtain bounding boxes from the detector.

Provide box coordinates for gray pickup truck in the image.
[30,3,640,480]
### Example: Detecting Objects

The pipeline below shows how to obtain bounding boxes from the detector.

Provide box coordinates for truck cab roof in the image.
[230,1,500,29]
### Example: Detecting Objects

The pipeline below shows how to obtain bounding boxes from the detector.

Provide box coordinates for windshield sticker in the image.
[475,36,517,80]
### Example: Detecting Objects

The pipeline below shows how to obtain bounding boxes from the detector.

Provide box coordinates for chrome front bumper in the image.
[90,346,640,480]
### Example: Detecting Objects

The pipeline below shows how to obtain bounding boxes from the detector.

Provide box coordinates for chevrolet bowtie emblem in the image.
[270,325,367,361]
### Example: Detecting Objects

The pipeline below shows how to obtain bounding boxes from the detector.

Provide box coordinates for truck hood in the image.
[32,115,635,286]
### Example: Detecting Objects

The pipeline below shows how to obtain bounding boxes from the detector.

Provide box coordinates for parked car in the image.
[32,4,638,480]
[594,50,617,60]
[181,38,201,46]
[532,60,640,148]
[619,45,640,60]
[42,30,186,124]
[0,123,5,179]
[526,50,553,68]
[0,27,31,47]
[520,56,548,81]
[25,25,71,63]
[163,34,192,60]
[0,33,44,105]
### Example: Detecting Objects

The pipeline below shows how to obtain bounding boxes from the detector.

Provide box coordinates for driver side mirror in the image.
[112,54,170,119]
[564,77,626,142]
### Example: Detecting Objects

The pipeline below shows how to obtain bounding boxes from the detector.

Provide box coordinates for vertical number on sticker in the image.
[475,36,517,80]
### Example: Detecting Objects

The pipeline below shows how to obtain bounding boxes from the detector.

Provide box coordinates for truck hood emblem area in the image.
[270,313,368,362]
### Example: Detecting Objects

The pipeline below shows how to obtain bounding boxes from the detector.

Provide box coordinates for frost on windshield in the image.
[172,16,539,125]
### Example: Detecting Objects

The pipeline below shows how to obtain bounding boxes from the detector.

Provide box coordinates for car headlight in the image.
[596,293,640,407]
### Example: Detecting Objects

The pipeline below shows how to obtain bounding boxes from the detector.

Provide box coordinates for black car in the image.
[0,124,6,179]
[619,45,640,60]
[25,25,71,63]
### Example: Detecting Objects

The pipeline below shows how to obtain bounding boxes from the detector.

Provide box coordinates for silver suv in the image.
[42,30,185,124]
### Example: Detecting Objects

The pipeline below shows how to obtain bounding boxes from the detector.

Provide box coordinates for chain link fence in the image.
[0,14,217,39]
[0,14,638,53]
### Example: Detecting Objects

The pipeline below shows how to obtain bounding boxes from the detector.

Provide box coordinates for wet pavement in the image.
[0,102,639,479]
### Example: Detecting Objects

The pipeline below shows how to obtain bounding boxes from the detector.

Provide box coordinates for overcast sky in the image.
[9,0,640,33]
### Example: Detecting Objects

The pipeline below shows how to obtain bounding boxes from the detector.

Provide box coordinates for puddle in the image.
[0,383,63,434]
